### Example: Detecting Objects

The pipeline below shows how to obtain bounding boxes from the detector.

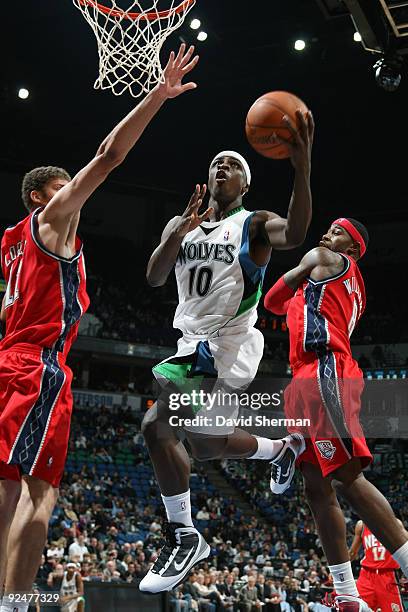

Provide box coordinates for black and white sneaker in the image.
[139,522,210,593]
[270,433,305,494]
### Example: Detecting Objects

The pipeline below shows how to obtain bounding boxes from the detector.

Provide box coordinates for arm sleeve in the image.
[263,275,296,315]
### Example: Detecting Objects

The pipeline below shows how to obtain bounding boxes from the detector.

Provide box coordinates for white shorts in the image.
[153,326,264,435]
[60,597,82,612]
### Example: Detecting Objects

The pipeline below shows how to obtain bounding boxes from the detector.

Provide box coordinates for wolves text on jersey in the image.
[178,241,236,266]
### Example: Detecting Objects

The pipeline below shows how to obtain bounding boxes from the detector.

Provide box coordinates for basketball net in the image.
[72,0,196,97]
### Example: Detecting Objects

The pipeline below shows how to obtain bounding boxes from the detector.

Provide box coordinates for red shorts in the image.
[284,352,372,477]
[357,567,404,611]
[0,344,73,488]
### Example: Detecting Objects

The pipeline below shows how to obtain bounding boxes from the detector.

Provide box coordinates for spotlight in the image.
[353,32,362,42]
[294,39,306,51]
[197,31,208,42]
[373,56,403,92]
[18,88,29,100]
[190,18,201,30]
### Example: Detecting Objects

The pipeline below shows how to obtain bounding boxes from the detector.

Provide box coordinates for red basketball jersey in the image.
[1,208,89,358]
[286,254,366,369]
[361,524,399,570]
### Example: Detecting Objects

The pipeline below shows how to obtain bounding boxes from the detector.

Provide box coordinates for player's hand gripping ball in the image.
[246,90,309,159]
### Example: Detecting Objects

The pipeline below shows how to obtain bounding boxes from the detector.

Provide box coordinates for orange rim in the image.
[78,0,195,20]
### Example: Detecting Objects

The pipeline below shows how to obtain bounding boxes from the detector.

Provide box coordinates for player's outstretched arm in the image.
[264,247,340,315]
[349,520,364,560]
[260,110,314,250]
[146,184,212,287]
[39,44,199,230]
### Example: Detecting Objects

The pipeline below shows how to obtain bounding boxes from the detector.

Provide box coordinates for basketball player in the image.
[349,520,405,612]
[59,563,84,612]
[0,44,199,612]
[140,110,315,593]
[264,218,408,611]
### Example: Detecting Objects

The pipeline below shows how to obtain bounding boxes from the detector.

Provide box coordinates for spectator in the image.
[240,574,263,611]
[47,563,65,591]
[218,573,239,611]
[192,574,217,612]
[196,507,210,520]
[169,586,191,612]
[47,540,65,562]
[243,559,258,574]
[68,534,89,562]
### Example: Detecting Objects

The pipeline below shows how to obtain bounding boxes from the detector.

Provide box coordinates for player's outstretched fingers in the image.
[174,43,187,67]
[163,51,175,73]
[179,45,195,68]
[182,55,200,76]
[199,207,213,222]
[199,183,207,200]
[187,184,201,210]
[295,109,309,143]
[282,115,299,142]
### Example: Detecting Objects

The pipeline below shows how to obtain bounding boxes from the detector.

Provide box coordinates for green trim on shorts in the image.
[153,361,204,414]
[153,361,192,383]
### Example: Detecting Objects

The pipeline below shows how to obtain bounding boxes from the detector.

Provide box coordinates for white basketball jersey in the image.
[173,207,267,336]
[61,571,77,597]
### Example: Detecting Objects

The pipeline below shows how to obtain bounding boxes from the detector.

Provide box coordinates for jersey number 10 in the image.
[189,266,213,297]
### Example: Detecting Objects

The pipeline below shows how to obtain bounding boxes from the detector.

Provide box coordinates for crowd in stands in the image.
[34,403,408,610]
[85,273,179,347]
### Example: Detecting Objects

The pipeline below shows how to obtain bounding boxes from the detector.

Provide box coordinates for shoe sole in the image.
[139,540,211,594]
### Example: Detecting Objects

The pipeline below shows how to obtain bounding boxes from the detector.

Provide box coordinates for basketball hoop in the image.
[72,0,196,97]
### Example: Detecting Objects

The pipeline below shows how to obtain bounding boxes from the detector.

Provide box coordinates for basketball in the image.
[245,91,309,159]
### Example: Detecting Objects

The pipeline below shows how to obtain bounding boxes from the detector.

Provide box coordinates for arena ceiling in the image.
[2,0,408,222]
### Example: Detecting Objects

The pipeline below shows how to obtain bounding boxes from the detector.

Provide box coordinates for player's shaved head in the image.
[22,166,71,212]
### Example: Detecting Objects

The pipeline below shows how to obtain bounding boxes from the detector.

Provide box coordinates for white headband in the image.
[210,150,251,186]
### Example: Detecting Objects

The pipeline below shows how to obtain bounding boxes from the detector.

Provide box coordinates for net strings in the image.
[73,0,195,97]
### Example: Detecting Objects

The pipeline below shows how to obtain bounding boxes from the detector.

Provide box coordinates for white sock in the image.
[248,436,284,460]
[329,561,359,596]
[0,602,29,612]
[392,541,408,577]
[161,490,193,527]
